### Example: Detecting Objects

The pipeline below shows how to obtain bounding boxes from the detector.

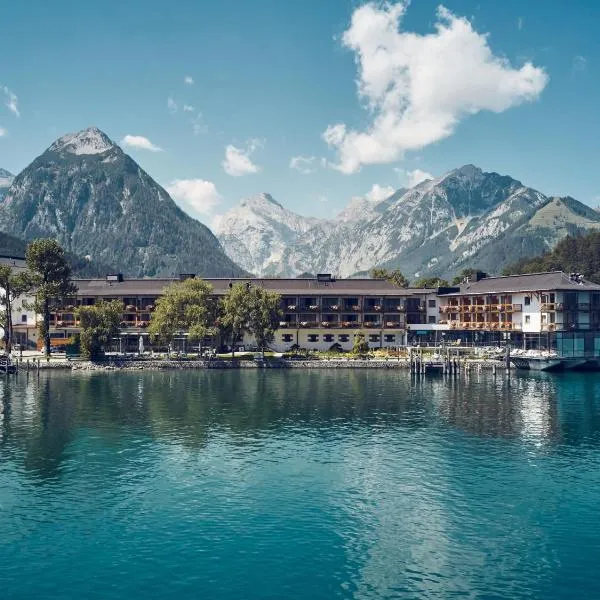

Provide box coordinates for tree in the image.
[148,278,216,354]
[0,265,31,353]
[220,283,282,358]
[451,268,481,286]
[370,267,409,288]
[76,300,122,360]
[25,239,77,357]
[352,332,369,356]
[246,286,282,359]
[503,230,600,284]
[220,282,252,357]
[413,277,449,289]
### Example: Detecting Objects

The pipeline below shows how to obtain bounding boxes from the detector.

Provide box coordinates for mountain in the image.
[215,193,320,275]
[216,165,600,280]
[0,127,246,277]
[0,168,13,201]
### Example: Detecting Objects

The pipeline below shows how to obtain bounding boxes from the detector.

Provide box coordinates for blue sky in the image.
[1,0,598,226]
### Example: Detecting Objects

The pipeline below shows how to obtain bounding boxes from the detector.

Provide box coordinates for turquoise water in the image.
[1,370,600,599]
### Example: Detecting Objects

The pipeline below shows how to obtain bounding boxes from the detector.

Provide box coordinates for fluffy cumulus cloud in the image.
[323,2,549,174]
[183,104,195,112]
[0,127,6,137]
[2,86,19,117]
[121,135,163,152]
[222,140,263,176]
[184,75,194,85]
[289,155,317,174]
[365,184,395,202]
[166,178,222,220]
[395,168,434,188]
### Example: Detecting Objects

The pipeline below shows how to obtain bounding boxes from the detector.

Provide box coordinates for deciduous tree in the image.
[370,267,409,288]
[76,300,122,360]
[246,286,282,359]
[413,277,449,289]
[148,278,216,354]
[0,265,31,353]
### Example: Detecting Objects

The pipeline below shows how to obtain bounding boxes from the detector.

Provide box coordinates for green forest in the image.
[503,230,600,283]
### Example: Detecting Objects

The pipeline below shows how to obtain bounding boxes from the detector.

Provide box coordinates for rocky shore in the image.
[16,357,505,371]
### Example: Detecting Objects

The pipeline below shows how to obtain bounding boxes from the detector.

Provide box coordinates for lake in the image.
[1,369,600,599]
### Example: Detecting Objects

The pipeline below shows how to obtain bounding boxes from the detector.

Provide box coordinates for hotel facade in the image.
[8,268,600,355]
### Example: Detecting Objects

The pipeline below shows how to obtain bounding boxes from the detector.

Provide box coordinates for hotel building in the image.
[8,268,600,355]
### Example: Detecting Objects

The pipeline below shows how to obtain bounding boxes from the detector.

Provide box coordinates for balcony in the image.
[541,303,556,311]
[541,323,557,332]
[341,321,361,328]
[578,303,591,311]
[299,321,318,328]
[385,321,402,328]
[363,322,381,328]
[512,303,523,311]
[284,304,297,311]
[322,304,340,312]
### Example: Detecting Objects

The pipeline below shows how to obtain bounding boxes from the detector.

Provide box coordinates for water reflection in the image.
[2,370,600,481]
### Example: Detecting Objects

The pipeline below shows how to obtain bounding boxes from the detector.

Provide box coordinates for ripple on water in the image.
[1,370,600,599]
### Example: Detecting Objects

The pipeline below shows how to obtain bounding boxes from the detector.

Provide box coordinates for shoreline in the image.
[15,357,506,371]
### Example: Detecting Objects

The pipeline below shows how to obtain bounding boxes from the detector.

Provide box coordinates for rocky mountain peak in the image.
[240,192,283,211]
[0,129,245,277]
[47,126,115,156]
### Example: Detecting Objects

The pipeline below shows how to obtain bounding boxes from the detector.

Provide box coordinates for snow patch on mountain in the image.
[48,126,115,156]
[216,165,600,280]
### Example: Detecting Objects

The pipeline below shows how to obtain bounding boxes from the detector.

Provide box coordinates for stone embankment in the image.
[15,357,505,371]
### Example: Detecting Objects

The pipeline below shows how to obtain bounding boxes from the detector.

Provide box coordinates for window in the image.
[282,334,293,343]
[428,299,436,308]
[338,334,349,342]
[524,297,531,306]
[21,314,27,323]
[525,315,531,324]
[369,334,380,342]
[428,316,436,324]
[323,334,334,342]
[308,334,319,342]
[384,334,395,342]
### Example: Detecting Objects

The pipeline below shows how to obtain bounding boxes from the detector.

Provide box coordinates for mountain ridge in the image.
[0,127,246,278]
[216,166,600,279]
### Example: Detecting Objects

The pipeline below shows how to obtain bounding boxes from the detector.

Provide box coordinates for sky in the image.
[1,0,599,227]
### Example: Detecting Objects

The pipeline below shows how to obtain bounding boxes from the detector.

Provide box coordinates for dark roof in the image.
[72,277,434,297]
[439,271,600,295]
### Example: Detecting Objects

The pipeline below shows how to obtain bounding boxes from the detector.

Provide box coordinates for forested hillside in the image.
[503,230,600,283]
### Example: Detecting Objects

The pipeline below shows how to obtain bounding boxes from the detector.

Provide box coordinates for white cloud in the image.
[184,75,194,85]
[166,178,222,220]
[324,3,549,174]
[2,86,19,118]
[167,95,177,114]
[365,184,395,202]
[573,55,587,74]
[395,168,434,188]
[183,104,195,112]
[517,17,523,30]
[222,140,263,176]
[191,113,206,135]
[121,135,163,152]
[289,155,317,174]
[0,127,6,137]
